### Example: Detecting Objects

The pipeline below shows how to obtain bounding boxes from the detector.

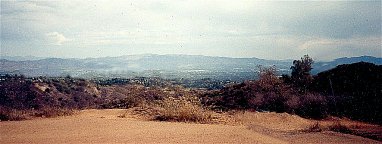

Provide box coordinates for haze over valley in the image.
[1,54,381,82]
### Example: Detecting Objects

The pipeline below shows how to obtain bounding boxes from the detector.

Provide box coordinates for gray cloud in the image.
[1,0,381,60]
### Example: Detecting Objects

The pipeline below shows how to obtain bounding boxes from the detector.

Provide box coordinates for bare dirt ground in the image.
[1,109,380,144]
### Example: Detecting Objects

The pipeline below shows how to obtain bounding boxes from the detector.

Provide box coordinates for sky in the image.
[1,0,381,61]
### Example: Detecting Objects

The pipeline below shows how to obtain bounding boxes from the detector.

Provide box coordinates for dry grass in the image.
[153,96,213,123]
[328,121,353,134]
[304,122,323,132]
[0,107,75,121]
[303,121,353,133]
[0,109,31,121]
[132,96,214,123]
[33,107,75,118]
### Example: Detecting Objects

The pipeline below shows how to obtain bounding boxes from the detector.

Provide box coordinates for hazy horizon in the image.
[1,53,380,62]
[1,1,381,61]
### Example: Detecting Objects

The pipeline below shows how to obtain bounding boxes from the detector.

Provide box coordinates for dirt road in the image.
[1,109,379,144]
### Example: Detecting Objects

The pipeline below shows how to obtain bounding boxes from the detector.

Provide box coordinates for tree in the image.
[290,55,314,92]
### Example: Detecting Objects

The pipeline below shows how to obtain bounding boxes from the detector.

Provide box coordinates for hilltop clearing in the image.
[1,109,380,144]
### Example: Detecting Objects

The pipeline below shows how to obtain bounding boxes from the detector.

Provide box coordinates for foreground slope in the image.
[1,109,380,144]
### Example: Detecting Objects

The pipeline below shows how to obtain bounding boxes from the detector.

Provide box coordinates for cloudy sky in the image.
[1,0,381,61]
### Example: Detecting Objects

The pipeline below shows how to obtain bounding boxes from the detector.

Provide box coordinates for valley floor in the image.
[0,109,380,144]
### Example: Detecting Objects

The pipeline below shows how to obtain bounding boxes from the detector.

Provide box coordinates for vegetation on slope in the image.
[312,62,382,123]
[0,55,380,125]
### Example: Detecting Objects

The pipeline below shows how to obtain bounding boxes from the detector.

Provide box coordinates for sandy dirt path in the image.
[0,109,380,144]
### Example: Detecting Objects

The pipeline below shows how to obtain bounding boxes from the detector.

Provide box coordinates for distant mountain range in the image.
[0,55,47,61]
[312,56,382,74]
[1,54,381,81]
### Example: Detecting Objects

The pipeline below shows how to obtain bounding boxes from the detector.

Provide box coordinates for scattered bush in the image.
[0,106,75,121]
[295,93,327,119]
[328,122,353,134]
[154,96,213,123]
[32,107,75,118]
[141,96,213,123]
[304,122,323,132]
[304,121,352,134]
[203,66,327,119]
[1,60,380,125]
[0,108,31,121]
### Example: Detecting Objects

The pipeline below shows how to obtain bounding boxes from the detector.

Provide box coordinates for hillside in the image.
[313,62,382,123]
[1,61,382,142]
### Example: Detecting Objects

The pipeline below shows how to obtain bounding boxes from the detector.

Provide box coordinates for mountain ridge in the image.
[1,54,294,62]
[1,54,381,81]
